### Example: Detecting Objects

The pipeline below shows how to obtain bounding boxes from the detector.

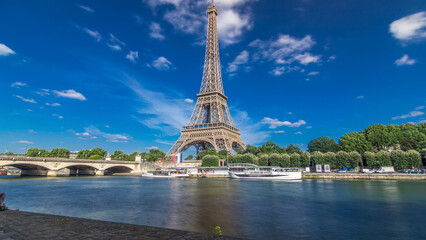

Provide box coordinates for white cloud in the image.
[45,103,61,107]
[392,110,424,120]
[0,43,15,56]
[294,131,303,135]
[11,82,27,88]
[34,89,50,96]
[146,146,159,150]
[390,12,426,41]
[84,126,131,143]
[52,114,64,120]
[150,56,173,71]
[227,50,249,72]
[408,119,426,124]
[260,117,307,128]
[356,95,364,99]
[15,95,36,103]
[28,129,37,134]
[184,98,194,103]
[17,140,34,144]
[109,33,126,46]
[149,22,165,40]
[250,34,321,73]
[306,126,312,129]
[328,55,336,62]
[144,0,254,45]
[83,28,102,42]
[107,44,121,51]
[75,131,97,139]
[416,106,425,110]
[274,130,285,134]
[307,71,319,76]
[294,53,321,65]
[232,110,271,145]
[394,54,416,66]
[78,5,94,13]
[53,89,87,101]
[126,51,139,63]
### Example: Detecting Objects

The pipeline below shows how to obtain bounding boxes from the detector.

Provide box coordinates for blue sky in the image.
[1,0,425,155]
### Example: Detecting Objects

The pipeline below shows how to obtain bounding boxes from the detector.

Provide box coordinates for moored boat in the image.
[228,163,302,180]
[0,167,7,175]
[142,168,189,178]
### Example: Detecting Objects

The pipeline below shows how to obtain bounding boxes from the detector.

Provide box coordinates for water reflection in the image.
[0,177,425,239]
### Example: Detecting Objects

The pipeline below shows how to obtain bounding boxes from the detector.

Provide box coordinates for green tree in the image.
[406,150,421,169]
[390,150,408,170]
[91,148,107,158]
[335,151,350,168]
[420,149,426,166]
[88,154,103,160]
[111,150,130,161]
[26,148,40,157]
[311,151,326,165]
[348,152,362,168]
[286,144,302,154]
[202,155,219,167]
[300,152,311,167]
[339,132,373,153]
[258,154,269,166]
[245,145,260,155]
[365,124,397,150]
[77,149,91,159]
[324,152,337,168]
[239,153,257,164]
[364,151,377,168]
[147,149,166,162]
[308,137,340,153]
[197,148,218,160]
[290,153,301,167]
[218,150,228,159]
[376,150,392,167]
[259,141,281,154]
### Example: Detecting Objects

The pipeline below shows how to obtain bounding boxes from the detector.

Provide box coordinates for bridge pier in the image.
[95,170,104,176]
[47,170,58,177]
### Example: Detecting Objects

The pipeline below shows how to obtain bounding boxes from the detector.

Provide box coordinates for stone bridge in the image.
[0,156,200,177]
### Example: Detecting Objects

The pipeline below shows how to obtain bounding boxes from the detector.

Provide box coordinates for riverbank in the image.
[303,172,426,180]
[0,210,244,240]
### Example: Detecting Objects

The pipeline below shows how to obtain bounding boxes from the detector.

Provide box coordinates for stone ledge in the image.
[0,210,246,240]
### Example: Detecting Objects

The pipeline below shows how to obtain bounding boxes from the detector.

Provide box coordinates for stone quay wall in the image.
[0,210,245,240]
[303,172,426,180]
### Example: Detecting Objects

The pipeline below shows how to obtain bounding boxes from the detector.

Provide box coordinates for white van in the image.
[375,166,395,173]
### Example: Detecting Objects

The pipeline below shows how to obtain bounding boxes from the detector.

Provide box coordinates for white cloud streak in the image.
[126,51,139,63]
[390,11,426,41]
[14,95,36,103]
[11,82,27,88]
[149,22,165,40]
[227,50,249,72]
[83,28,102,42]
[78,5,94,13]
[392,110,424,120]
[17,140,34,144]
[53,89,87,101]
[394,54,416,66]
[260,117,307,129]
[0,43,15,56]
[84,126,131,142]
[150,56,173,71]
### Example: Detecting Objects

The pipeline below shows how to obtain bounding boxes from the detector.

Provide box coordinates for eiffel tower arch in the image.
[166,0,245,158]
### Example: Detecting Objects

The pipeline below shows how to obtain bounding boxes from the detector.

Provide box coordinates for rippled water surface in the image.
[0,176,425,239]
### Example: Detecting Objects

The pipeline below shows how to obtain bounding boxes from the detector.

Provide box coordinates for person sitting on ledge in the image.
[0,192,8,211]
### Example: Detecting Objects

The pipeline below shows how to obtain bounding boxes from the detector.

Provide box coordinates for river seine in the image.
[0,176,424,239]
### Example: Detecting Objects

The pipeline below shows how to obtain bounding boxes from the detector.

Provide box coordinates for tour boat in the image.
[142,169,189,178]
[228,164,302,180]
[0,167,7,175]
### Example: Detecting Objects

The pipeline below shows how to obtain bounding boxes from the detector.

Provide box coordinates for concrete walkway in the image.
[0,210,244,240]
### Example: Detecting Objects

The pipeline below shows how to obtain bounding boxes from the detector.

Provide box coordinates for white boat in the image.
[228,164,302,180]
[142,169,189,178]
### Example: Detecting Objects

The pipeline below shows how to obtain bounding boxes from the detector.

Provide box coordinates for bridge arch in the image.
[2,163,51,171]
[103,165,133,175]
[179,139,216,153]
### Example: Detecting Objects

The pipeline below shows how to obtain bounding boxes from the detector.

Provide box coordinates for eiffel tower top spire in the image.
[199,0,224,95]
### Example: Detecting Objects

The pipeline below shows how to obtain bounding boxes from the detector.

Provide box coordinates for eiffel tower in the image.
[166,0,246,158]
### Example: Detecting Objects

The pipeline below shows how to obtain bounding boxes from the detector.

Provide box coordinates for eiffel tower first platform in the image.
[166,0,246,158]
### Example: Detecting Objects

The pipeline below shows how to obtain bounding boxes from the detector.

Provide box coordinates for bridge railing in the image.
[0,155,137,164]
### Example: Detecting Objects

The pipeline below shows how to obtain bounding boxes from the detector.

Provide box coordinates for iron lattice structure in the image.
[166,1,246,157]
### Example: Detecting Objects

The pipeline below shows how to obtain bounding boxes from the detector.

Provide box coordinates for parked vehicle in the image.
[408,169,420,174]
[362,169,373,173]
[336,169,347,173]
[375,166,395,173]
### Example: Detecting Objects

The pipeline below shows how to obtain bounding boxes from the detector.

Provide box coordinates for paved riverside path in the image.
[0,210,245,240]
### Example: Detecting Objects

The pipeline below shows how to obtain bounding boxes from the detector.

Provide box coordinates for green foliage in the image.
[290,153,301,167]
[308,137,340,153]
[26,148,41,157]
[324,152,337,168]
[406,150,421,169]
[77,149,91,159]
[268,153,290,167]
[215,226,223,236]
[348,151,362,168]
[26,148,70,158]
[88,154,103,160]
[259,141,282,154]
[365,124,397,150]
[286,144,302,154]
[339,132,373,153]
[228,153,257,164]
[146,149,166,162]
[245,145,260,155]
[258,154,269,166]
[335,151,350,169]
[311,151,325,165]
[376,151,392,167]
[364,151,377,168]
[76,148,106,159]
[390,150,408,170]
[420,149,426,165]
[201,155,219,167]
[300,152,311,167]
[111,150,132,161]
[197,148,218,160]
